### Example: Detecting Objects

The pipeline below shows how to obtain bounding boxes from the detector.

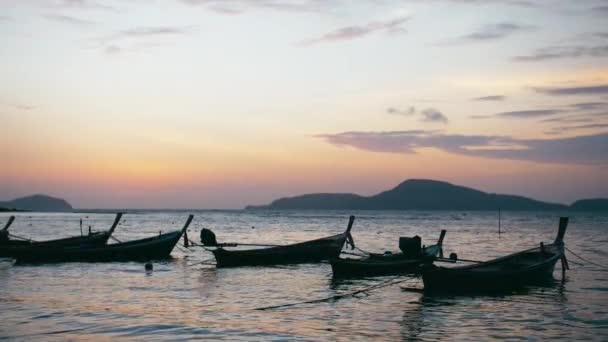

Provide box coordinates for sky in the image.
[1,0,607,209]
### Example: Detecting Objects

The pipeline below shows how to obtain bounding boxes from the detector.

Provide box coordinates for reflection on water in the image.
[0,210,607,340]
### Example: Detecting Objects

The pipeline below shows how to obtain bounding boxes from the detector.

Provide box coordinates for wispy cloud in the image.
[1,102,34,111]
[514,44,608,61]
[472,95,506,101]
[387,106,416,116]
[439,22,535,45]
[315,130,608,165]
[180,0,334,15]
[471,109,563,119]
[570,102,608,111]
[514,31,608,61]
[119,26,193,37]
[421,108,448,123]
[534,84,608,96]
[90,26,195,54]
[54,0,117,11]
[541,116,594,123]
[496,109,563,118]
[545,123,608,135]
[387,106,448,124]
[592,5,608,15]
[299,16,409,46]
[44,14,95,26]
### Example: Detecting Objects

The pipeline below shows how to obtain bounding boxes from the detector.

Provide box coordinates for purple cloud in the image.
[387,106,416,116]
[421,108,448,123]
[299,16,409,46]
[495,109,563,118]
[439,22,535,45]
[472,95,506,101]
[315,130,608,165]
[534,84,608,96]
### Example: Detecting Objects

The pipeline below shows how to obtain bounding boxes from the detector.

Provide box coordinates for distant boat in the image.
[422,217,569,292]
[0,213,122,258]
[10,215,193,263]
[203,216,355,268]
[330,230,446,278]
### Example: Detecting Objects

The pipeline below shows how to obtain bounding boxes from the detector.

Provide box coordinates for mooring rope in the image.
[187,258,216,267]
[565,246,608,270]
[254,275,417,310]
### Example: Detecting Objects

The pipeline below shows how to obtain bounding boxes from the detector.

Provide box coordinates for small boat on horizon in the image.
[201,215,356,268]
[330,230,447,279]
[421,217,569,293]
[10,214,193,263]
[0,213,122,258]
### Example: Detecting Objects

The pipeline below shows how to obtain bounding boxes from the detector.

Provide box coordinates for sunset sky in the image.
[1,0,607,209]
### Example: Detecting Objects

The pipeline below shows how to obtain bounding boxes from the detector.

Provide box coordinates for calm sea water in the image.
[0,210,607,341]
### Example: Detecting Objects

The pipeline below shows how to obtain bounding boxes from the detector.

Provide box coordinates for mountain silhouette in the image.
[570,199,608,211]
[0,194,73,212]
[246,179,574,211]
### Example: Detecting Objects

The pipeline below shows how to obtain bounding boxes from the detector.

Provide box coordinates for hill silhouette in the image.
[570,199,608,211]
[246,179,571,211]
[0,194,73,212]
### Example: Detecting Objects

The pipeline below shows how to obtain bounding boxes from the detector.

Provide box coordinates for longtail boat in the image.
[331,230,446,278]
[422,217,569,292]
[0,213,122,258]
[202,216,356,268]
[11,215,193,263]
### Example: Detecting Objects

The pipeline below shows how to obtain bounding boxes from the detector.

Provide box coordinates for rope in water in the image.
[254,275,417,311]
[187,258,216,267]
[7,233,32,242]
[565,246,608,270]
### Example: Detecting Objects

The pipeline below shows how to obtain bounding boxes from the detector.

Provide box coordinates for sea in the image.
[0,210,607,341]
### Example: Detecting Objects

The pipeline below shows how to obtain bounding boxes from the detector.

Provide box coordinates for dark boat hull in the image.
[422,245,564,292]
[331,249,440,279]
[11,215,193,263]
[212,233,347,268]
[0,213,122,258]
[12,231,183,263]
[331,230,446,278]
[0,232,112,258]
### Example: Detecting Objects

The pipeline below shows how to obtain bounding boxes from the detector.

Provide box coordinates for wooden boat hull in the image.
[331,230,446,278]
[12,232,182,263]
[422,253,561,292]
[331,247,439,278]
[208,215,355,268]
[0,232,113,258]
[422,217,569,293]
[212,233,347,268]
[11,215,193,263]
[0,213,122,258]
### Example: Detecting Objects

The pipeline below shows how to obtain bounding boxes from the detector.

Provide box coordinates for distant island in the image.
[246,179,608,211]
[0,194,73,212]
[570,199,608,211]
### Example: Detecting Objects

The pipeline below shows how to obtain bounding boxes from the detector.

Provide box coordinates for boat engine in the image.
[200,228,218,246]
[399,236,421,257]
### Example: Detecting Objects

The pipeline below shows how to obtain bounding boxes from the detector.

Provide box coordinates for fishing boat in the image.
[421,217,569,292]
[202,215,356,268]
[11,215,193,263]
[0,213,122,258]
[331,230,446,278]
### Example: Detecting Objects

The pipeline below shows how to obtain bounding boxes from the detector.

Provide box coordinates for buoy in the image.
[449,252,458,261]
[145,263,153,271]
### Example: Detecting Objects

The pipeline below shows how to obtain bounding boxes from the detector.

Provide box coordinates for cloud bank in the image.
[315,130,608,165]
